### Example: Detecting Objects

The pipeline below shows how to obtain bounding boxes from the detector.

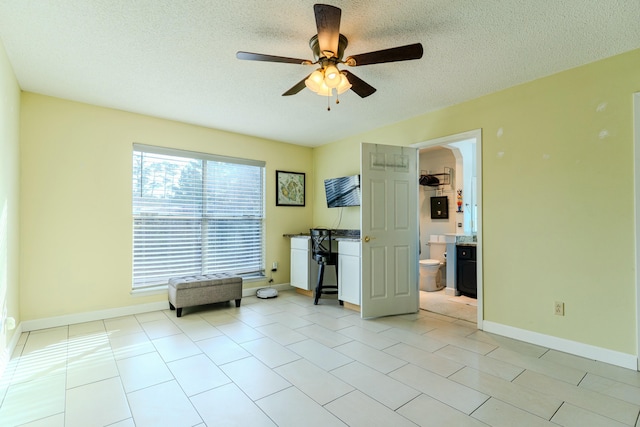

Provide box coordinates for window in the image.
[132,144,265,289]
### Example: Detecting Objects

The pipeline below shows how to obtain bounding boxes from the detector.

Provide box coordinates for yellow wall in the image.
[19,94,313,320]
[313,48,640,354]
[311,139,361,229]
[12,44,640,356]
[0,40,21,362]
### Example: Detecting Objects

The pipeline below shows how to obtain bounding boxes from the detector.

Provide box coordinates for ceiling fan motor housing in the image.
[309,33,349,61]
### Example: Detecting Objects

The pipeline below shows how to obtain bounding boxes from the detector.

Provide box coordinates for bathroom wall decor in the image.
[419,166,453,188]
[431,196,449,219]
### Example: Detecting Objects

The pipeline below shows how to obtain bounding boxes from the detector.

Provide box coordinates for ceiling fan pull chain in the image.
[327,87,331,111]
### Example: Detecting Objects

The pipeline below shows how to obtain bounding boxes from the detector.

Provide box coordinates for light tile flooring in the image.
[419,289,477,323]
[2,290,640,426]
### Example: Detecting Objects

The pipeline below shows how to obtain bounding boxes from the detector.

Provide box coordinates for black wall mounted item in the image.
[324,175,361,208]
[430,196,448,219]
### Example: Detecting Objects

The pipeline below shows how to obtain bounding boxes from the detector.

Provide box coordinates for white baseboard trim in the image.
[19,283,295,333]
[21,301,169,332]
[483,320,637,371]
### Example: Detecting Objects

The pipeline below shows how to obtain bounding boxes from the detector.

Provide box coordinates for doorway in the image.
[412,130,483,327]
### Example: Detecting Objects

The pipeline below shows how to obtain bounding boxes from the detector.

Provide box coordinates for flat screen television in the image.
[324,175,361,208]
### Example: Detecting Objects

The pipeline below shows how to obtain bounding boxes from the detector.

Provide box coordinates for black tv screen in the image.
[324,175,361,208]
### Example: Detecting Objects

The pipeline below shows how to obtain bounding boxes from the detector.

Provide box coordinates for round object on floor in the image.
[257,288,278,299]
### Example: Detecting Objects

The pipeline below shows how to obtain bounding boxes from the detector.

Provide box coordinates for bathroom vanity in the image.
[456,244,477,298]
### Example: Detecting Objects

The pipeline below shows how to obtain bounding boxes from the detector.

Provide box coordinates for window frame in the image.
[132,143,266,290]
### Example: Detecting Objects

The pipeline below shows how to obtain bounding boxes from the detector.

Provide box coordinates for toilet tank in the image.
[429,242,447,262]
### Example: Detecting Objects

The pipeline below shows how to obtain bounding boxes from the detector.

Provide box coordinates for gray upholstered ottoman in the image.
[168,273,243,317]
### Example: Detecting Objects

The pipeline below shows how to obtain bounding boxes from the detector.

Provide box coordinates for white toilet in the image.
[419,239,446,292]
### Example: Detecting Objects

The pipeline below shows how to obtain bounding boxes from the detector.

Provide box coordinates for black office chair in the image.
[310,228,342,305]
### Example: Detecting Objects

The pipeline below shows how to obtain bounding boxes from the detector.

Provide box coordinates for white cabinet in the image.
[338,240,361,305]
[290,237,311,290]
[290,236,336,291]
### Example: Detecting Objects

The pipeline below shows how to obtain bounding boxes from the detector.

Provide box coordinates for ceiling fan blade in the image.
[343,71,376,98]
[314,4,341,57]
[345,43,423,66]
[282,75,310,96]
[236,51,311,65]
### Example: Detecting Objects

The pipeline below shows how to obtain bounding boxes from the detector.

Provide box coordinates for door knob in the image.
[364,236,375,243]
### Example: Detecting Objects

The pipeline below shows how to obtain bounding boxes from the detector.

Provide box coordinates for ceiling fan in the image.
[236,3,423,107]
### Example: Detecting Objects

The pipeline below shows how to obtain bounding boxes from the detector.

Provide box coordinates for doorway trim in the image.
[412,129,483,328]
[634,92,640,370]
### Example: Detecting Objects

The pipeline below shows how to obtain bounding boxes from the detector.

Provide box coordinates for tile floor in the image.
[419,289,477,323]
[1,290,640,426]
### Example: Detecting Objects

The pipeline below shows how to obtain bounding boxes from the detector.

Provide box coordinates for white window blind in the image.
[132,144,265,289]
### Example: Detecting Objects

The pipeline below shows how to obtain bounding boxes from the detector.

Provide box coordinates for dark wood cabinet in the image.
[456,245,477,298]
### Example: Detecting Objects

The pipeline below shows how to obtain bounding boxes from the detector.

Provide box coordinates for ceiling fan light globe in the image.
[305,70,324,93]
[316,81,333,96]
[323,65,341,88]
[336,73,352,94]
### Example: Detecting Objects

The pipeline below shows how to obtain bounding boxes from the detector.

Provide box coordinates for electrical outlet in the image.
[554,301,565,316]
[272,261,278,270]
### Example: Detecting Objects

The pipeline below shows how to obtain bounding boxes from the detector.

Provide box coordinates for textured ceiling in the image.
[1,1,639,146]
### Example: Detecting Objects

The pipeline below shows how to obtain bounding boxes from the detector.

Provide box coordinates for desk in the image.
[283,229,360,239]
[290,236,336,292]
[288,232,360,297]
[337,239,361,306]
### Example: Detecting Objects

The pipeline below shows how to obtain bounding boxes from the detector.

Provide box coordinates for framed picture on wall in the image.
[276,170,305,206]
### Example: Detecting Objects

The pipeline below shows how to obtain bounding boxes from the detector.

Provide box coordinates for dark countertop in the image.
[284,229,360,238]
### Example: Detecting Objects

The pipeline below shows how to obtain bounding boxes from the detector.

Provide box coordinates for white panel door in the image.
[360,143,419,318]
